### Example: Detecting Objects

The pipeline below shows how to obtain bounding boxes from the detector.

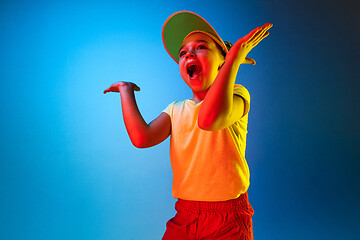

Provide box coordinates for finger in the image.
[248,23,272,44]
[244,57,256,65]
[245,27,261,40]
[252,32,269,47]
[106,86,118,93]
[251,30,268,46]
[133,84,141,91]
[248,26,268,44]
[247,23,270,43]
[244,28,262,44]
[247,29,266,44]
[239,27,261,45]
[262,23,273,29]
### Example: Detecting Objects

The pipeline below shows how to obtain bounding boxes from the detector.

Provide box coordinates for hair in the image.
[217,41,233,58]
[216,41,232,70]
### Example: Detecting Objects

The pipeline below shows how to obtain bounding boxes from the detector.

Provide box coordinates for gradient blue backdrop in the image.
[1,0,359,239]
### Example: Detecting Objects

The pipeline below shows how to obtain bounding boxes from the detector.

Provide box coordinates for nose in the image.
[185,51,195,59]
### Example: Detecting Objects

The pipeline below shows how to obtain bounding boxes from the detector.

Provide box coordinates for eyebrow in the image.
[179,40,209,53]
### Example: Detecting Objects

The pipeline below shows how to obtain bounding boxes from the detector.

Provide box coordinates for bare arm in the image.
[198,23,273,131]
[104,82,171,148]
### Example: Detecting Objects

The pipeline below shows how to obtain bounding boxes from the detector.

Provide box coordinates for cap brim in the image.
[162,11,228,63]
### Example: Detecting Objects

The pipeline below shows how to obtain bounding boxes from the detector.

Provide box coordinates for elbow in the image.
[198,112,231,131]
[198,106,231,131]
[198,108,217,131]
[198,117,219,131]
[198,118,211,131]
[130,135,149,148]
[133,142,147,149]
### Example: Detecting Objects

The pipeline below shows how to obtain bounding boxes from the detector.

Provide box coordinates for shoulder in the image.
[234,84,250,103]
[233,84,251,118]
[162,100,186,116]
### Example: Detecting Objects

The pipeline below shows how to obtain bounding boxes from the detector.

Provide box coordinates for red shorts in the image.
[162,192,254,240]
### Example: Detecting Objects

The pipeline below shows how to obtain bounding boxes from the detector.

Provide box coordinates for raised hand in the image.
[226,23,273,64]
[103,81,140,94]
[103,80,170,148]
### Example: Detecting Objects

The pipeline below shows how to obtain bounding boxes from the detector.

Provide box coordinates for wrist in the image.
[118,84,134,95]
[118,82,131,91]
[225,55,243,69]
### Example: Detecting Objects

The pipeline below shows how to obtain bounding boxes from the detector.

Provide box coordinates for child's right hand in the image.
[103,81,140,94]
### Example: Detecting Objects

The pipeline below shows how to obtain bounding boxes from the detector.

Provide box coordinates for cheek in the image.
[179,63,186,76]
[199,52,221,69]
[201,58,218,75]
[179,63,190,81]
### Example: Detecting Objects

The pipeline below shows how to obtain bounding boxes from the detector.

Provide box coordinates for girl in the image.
[104,11,272,240]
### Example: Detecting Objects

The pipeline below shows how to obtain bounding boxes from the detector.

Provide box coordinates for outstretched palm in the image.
[227,23,273,64]
[103,81,140,94]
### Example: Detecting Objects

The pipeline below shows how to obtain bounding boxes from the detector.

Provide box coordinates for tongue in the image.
[188,65,201,78]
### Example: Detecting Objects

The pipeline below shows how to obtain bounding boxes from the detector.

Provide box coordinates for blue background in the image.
[1,0,359,239]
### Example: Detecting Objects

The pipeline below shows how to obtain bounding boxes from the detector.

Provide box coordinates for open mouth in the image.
[187,63,202,78]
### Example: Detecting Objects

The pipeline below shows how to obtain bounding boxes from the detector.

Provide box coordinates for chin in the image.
[188,77,204,89]
[182,73,212,91]
[191,83,211,93]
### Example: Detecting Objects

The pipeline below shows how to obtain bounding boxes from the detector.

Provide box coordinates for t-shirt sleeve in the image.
[234,84,250,117]
[162,101,178,117]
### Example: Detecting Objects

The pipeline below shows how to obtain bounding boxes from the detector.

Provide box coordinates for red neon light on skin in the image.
[198,23,272,131]
[103,22,272,146]
[179,33,224,100]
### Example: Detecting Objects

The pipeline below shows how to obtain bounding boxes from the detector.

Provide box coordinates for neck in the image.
[191,89,209,103]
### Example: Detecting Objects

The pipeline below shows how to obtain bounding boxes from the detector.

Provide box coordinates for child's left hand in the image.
[226,23,273,65]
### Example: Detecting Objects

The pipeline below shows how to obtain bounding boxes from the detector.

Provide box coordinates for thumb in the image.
[243,57,256,65]
[133,84,141,91]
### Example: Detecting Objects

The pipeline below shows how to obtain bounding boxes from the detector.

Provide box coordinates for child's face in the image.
[178,33,224,93]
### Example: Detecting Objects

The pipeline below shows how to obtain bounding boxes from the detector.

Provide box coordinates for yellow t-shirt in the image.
[162,84,251,201]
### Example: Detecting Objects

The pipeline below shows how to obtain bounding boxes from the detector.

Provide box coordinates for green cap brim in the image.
[162,11,228,63]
